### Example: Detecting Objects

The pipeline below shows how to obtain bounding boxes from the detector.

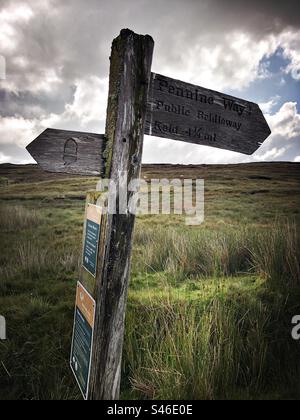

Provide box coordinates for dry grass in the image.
[0,205,42,231]
[16,241,81,279]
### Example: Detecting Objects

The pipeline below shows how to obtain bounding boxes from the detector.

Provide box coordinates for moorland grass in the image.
[133,222,300,288]
[0,163,299,400]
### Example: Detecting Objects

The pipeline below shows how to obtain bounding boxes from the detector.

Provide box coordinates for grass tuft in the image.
[0,205,42,231]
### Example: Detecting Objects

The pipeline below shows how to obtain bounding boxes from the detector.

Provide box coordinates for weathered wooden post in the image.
[87,29,154,400]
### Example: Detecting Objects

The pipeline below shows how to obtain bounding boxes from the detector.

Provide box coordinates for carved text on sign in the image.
[145,73,271,155]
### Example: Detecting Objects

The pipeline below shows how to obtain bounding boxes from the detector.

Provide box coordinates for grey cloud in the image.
[212,0,300,30]
[0,0,299,164]
[0,87,75,119]
[2,0,299,95]
[4,0,300,82]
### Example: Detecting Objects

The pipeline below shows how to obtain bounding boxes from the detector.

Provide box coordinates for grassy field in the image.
[0,162,299,400]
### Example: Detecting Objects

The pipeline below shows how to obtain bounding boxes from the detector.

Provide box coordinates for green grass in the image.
[0,163,300,400]
[133,222,300,288]
[125,275,300,400]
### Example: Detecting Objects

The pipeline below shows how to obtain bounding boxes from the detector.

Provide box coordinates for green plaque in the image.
[83,204,102,277]
[70,282,96,400]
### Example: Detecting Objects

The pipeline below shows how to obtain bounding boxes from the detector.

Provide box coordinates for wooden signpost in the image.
[26,28,271,400]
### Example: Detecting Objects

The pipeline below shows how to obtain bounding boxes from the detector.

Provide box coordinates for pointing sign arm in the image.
[26,128,105,176]
[145,73,271,155]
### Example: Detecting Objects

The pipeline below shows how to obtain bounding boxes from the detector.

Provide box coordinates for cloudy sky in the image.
[0,0,299,165]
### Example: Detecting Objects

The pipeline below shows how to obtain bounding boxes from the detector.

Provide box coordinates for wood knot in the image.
[131,154,139,166]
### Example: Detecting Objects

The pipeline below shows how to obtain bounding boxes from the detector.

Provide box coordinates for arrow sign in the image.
[26,129,105,176]
[145,73,271,155]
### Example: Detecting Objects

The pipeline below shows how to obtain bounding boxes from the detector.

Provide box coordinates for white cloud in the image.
[294,156,300,162]
[259,96,281,114]
[253,102,300,162]
[0,4,34,52]
[143,134,251,165]
[266,102,300,139]
[64,77,108,126]
[256,147,287,161]
[41,76,108,132]
[0,151,11,163]
[0,116,39,148]
[279,30,300,80]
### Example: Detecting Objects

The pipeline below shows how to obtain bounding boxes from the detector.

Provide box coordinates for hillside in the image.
[0,162,299,226]
[0,162,299,400]
[1,162,299,184]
